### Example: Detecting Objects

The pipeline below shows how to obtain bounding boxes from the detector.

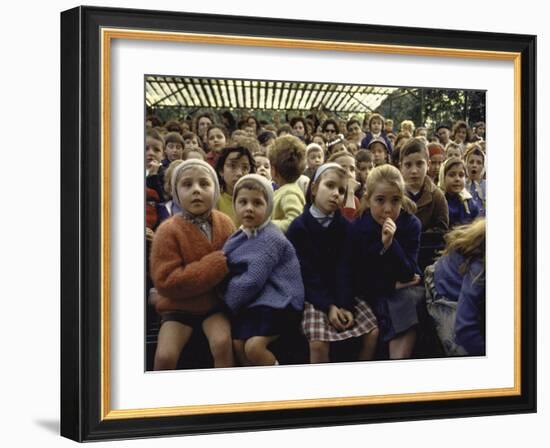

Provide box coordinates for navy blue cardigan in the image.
[351,210,421,299]
[287,208,355,313]
[445,193,480,228]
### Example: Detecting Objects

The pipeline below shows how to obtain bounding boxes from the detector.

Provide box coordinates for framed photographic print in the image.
[60,5,536,442]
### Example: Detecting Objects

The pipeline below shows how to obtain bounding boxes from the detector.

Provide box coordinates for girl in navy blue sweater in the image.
[287,163,379,363]
[438,157,480,227]
[352,164,425,359]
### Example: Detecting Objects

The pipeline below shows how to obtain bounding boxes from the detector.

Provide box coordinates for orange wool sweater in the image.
[150,210,236,315]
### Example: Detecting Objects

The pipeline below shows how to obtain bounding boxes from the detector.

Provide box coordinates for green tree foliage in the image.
[377,88,486,131]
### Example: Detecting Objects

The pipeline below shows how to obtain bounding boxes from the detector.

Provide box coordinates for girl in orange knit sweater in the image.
[150,159,236,370]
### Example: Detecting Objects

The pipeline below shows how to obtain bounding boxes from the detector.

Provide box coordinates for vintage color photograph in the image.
[144,75,487,371]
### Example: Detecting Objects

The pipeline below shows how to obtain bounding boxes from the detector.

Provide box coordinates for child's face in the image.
[370,143,387,166]
[347,122,362,140]
[221,152,252,194]
[307,150,324,170]
[334,154,356,179]
[357,160,373,183]
[254,156,272,180]
[165,142,183,161]
[312,136,326,150]
[184,137,200,149]
[234,187,268,229]
[446,147,462,159]
[437,128,450,144]
[243,126,256,138]
[207,128,227,153]
[293,121,305,137]
[455,127,467,143]
[401,152,428,191]
[370,118,383,134]
[367,181,402,226]
[467,154,484,180]
[416,128,428,138]
[428,154,445,180]
[313,170,346,215]
[444,164,466,194]
[176,167,214,216]
[384,120,393,133]
[145,136,164,168]
[475,124,485,137]
[261,137,275,148]
[197,117,212,137]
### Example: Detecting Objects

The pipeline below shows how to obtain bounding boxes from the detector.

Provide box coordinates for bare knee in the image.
[309,340,330,363]
[368,328,380,343]
[208,330,233,359]
[244,338,267,363]
[154,345,180,370]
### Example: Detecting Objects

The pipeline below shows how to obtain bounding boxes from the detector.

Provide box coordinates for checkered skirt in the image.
[302,298,378,342]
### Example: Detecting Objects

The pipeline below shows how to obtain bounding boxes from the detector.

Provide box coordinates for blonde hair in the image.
[163,159,184,197]
[400,120,416,134]
[359,164,417,215]
[441,218,486,278]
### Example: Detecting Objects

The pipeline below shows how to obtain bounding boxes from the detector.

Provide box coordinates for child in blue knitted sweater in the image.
[222,174,305,366]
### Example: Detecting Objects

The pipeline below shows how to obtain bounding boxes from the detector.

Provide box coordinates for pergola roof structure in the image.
[145,76,405,113]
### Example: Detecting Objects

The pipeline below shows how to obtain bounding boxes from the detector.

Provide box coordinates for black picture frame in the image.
[61,5,536,442]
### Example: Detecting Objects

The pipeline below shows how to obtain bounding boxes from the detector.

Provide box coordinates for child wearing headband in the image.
[222,174,304,366]
[288,163,379,363]
[150,159,236,370]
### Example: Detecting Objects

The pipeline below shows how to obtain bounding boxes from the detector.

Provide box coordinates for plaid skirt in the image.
[424,264,467,356]
[302,298,378,342]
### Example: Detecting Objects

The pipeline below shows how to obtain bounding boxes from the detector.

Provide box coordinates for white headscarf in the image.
[232,174,274,237]
[171,159,220,214]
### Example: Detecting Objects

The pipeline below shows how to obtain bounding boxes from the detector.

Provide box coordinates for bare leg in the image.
[358,328,379,361]
[202,312,234,368]
[388,328,417,359]
[154,321,193,370]
[309,340,330,363]
[244,335,279,366]
[233,339,250,367]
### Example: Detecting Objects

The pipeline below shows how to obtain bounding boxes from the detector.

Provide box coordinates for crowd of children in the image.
[145,110,487,370]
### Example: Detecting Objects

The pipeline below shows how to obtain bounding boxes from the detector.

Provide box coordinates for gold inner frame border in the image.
[100,27,522,421]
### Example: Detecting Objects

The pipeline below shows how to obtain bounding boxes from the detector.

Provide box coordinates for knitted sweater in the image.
[287,208,354,313]
[222,223,304,312]
[434,251,485,355]
[271,182,305,233]
[351,210,421,299]
[407,176,449,232]
[150,210,236,314]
